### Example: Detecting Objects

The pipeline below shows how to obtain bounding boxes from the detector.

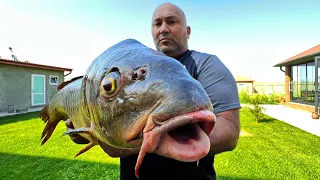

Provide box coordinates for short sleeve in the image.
[192,52,240,114]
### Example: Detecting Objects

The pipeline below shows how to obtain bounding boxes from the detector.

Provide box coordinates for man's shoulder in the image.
[189,50,220,63]
[190,50,214,58]
[188,50,222,69]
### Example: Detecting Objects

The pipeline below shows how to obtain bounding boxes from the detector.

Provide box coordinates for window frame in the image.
[49,75,59,85]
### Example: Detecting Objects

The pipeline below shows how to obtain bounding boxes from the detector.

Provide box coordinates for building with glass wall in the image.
[274,44,320,117]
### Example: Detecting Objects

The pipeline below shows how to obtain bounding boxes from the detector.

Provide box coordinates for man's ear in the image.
[187,26,191,39]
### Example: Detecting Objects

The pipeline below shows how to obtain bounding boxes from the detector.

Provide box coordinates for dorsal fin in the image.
[57,76,83,91]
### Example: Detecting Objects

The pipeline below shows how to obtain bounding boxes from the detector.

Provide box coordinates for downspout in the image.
[279,66,288,103]
[64,70,72,77]
[252,81,254,94]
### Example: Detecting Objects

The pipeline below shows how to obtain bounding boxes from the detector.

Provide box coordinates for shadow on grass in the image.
[259,115,276,123]
[217,176,260,180]
[0,111,40,125]
[0,152,120,180]
[0,152,261,180]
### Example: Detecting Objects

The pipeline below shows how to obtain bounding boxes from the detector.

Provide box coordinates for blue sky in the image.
[1,0,320,82]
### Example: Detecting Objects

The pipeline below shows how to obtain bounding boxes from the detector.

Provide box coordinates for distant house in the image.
[274,44,320,115]
[235,76,254,94]
[0,58,72,113]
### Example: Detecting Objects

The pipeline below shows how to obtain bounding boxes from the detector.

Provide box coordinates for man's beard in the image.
[157,41,180,57]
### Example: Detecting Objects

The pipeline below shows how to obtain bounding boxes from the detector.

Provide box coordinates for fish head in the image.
[82,39,215,163]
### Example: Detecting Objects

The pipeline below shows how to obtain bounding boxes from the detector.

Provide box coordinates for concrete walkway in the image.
[0,107,43,118]
[243,104,320,137]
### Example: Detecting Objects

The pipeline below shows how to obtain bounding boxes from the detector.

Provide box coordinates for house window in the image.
[290,62,315,104]
[50,75,59,85]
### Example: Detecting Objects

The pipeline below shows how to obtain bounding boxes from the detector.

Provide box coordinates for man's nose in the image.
[159,22,170,34]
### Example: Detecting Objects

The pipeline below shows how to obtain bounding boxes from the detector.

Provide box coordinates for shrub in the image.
[239,90,284,105]
[239,91,284,123]
[247,94,266,123]
[239,90,251,104]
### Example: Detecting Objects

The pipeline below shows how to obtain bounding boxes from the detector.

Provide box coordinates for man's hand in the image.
[208,108,240,155]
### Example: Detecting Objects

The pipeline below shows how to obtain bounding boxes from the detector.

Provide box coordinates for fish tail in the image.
[40,120,59,145]
[39,104,50,123]
[39,105,68,145]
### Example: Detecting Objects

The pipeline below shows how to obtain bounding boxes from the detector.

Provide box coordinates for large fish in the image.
[39,39,216,177]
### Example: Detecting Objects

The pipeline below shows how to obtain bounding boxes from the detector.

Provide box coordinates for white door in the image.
[31,74,45,106]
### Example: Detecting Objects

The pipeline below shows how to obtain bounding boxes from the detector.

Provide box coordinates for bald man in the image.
[65,3,240,180]
[119,3,241,180]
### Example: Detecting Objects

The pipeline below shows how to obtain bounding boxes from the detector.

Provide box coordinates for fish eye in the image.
[101,72,120,95]
[103,77,116,93]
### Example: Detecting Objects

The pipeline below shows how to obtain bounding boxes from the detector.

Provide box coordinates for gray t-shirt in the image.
[120,50,240,180]
[178,50,240,114]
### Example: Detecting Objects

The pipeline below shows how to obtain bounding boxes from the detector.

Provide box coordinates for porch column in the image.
[315,56,320,113]
[285,66,291,103]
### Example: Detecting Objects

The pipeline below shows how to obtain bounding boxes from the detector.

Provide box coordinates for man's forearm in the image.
[208,109,240,155]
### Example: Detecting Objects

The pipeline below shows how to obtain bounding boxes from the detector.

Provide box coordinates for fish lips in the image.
[134,110,216,177]
[145,109,215,155]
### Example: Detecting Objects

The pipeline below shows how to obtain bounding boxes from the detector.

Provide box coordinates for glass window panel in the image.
[298,64,307,103]
[290,63,317,104]
[307,62,315,85]
[51,77,56,84]
[306,62,315,104]
[33,76,44,93]
[299,64,307,90]
[33,94,44,104]
[291,65,298,101]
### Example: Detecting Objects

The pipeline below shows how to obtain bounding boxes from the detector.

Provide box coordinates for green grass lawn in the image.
[1,107,320,180]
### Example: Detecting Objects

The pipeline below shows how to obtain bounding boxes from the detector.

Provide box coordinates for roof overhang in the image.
[0,59,72,74]
[236,80,254,83]
[274,52,320,67]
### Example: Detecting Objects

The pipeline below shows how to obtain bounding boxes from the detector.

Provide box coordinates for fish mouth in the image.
[134,110,215,177]
[157,120,213,160]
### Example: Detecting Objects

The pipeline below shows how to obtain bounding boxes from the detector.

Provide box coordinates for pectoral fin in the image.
[62,126,97,157]
[62,127,92,136]
[74,142,96,157]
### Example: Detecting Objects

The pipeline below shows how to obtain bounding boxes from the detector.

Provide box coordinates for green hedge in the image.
[239,90,284,105]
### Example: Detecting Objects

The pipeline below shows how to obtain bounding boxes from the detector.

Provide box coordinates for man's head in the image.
[151,3,191,59]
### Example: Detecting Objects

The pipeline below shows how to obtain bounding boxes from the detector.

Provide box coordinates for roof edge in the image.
[273,52,320,67]
[0,58,72,72]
